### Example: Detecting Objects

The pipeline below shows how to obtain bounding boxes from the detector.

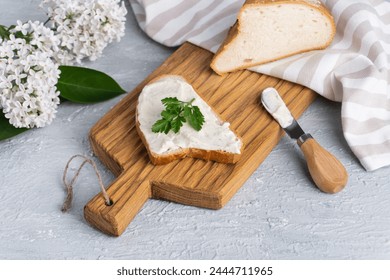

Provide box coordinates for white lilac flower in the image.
[0,22,61,128]
[41,0,127,64]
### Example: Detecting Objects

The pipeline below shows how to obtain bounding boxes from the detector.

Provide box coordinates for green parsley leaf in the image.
[161,110,174,121]
[161,97,179,106]
[171,115,186,133]
[152,97,205,134]
[151,119,171,134]
[183,105,205,131]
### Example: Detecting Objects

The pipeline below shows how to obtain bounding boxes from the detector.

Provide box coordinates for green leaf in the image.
[166,104,181,115]
[161,110,173,121]
[57,66,126,104]
[0,114,28,141]
[161,97,179,106]
[152,97,205,134]
[184,105,204,131]
[152,119,170,134]
[0,25,10,40]
[171,116,185,133]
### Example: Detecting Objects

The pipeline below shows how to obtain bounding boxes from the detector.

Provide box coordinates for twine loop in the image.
[62,154,112,212]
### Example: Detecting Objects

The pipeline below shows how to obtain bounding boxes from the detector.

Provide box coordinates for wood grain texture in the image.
[299,138,348,194]
[85,42,316,236]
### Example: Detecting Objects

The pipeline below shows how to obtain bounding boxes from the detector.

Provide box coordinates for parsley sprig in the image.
[152,97,205,134]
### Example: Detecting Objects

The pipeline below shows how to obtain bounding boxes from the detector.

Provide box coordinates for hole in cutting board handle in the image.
[105,199,114,206]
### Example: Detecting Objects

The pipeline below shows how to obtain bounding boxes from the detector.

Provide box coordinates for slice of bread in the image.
[211,0,336,75]
[136,75,243,165]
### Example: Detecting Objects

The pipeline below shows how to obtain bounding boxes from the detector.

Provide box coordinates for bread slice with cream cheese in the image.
[211,0,336,75]
[136,75,243,165]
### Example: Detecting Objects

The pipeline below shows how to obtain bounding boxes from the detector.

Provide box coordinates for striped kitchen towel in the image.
[129,0,390,171]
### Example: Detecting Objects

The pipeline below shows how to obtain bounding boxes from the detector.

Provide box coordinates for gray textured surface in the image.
[1,0,389,260]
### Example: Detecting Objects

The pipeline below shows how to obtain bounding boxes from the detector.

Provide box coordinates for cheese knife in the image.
[261,87,348,194]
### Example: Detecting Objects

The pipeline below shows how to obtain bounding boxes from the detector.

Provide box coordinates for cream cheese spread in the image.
[137,76,242,155]
[261,87,294,128]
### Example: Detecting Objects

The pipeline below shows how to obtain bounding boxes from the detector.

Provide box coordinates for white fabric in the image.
[129,0,390,171]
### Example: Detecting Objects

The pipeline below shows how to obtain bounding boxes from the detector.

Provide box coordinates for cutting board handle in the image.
[84,171,151,236]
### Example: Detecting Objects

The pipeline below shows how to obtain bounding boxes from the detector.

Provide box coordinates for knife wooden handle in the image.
[299,138,348,193]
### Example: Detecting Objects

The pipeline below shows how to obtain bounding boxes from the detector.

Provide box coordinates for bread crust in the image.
[135,75,243,165]
[210,0,336,75]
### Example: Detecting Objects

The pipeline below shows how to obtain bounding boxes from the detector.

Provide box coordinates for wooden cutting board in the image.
[84,42,316,236]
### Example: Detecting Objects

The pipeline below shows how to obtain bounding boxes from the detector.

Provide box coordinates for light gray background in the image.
[0,0,389,260]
